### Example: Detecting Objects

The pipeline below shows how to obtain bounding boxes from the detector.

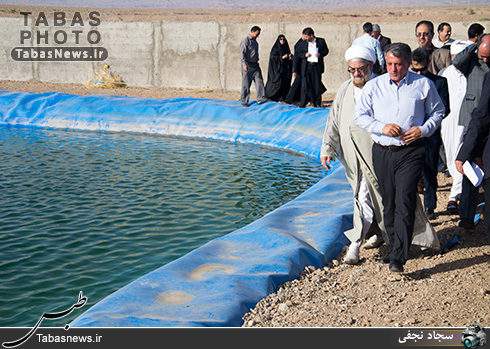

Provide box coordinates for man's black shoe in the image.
[389,261,404,273]
[459,219,475,230]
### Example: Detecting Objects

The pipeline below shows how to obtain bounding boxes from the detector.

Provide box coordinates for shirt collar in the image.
[389,71,412,86]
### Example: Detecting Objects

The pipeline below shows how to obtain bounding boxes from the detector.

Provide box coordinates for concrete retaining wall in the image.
[1,14,489,93]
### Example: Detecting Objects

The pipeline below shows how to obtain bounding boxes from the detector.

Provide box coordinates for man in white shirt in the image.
[295,27,329,107]
[355,43,445,273]
[352,22,385,73]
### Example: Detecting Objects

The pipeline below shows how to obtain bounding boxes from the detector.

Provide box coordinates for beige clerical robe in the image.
[321,79,440,250]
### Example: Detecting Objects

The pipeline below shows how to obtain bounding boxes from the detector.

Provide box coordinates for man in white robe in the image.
[321,46,384,264]
[321,46,440,265]
[439,40,471,213]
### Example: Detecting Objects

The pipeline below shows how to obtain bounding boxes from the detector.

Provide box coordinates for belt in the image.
[374,140,422,152]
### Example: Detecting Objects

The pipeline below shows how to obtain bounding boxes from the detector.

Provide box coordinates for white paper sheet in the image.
[463,161,484,187]
[307,43,318,63]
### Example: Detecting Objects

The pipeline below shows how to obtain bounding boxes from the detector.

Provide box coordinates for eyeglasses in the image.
[411,65,428,72]
[347,65,368,74]
[416,32,431,37]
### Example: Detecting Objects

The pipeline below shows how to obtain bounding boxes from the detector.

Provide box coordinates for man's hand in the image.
[243,65,248,72]
[305,52,311,58]
[382,123,403,138]
[455,160,465,175]
[321,156,333,170]
[400,126,422,144]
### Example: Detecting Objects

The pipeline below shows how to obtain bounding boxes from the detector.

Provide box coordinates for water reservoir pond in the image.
[0,126,327,327]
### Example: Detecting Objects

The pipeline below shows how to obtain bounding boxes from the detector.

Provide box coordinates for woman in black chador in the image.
[265,35,293,102]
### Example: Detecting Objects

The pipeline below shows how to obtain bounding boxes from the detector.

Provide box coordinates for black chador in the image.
[265,35,293,102]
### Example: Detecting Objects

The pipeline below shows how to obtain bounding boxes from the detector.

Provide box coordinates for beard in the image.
[353,76,368,88]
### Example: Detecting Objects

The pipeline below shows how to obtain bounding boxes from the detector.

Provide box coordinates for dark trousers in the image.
[423,129,441,210]
[483,179,490,245]
[284,75,302,104]
[373,141,426,265]
[460,174,479,222]
[301,63,323,107]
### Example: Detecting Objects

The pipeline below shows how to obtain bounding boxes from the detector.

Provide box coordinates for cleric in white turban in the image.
[345,45,377,64]
[321,45,384,264]
[345,45,377,89]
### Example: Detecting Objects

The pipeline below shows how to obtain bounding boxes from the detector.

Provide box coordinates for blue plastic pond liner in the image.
[0,91,353,327]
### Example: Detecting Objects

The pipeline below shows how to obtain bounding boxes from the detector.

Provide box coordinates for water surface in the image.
[0,126,326,327]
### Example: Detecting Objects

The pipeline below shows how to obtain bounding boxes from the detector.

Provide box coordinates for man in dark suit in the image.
[452,33,490,229]
[456,72,490,245]
[411,48,450,219]
[371,24,392,52]
[294,27,329,107]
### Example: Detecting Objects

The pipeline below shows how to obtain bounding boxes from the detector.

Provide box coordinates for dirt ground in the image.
[0,80,336,107]
[242,173,490,328]
[0,4,489,24]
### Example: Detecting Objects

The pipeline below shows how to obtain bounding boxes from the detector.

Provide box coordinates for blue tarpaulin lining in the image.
[0,91,353,327]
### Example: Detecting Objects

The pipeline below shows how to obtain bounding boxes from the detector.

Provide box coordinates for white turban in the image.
[450,40,471,55]
[345,45,376,63]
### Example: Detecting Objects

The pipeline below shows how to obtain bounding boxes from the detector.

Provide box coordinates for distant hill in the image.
[2,0,489,9]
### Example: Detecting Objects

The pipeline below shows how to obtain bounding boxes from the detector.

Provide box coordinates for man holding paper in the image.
[295,27,329,107]
[456,72,490,245]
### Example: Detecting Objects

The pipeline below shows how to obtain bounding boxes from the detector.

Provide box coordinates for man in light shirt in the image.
[354,43,445,273]
[352,22,385,73]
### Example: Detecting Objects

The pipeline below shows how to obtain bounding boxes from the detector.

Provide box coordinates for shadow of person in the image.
[405,221,489,279]
[406,253,489,280]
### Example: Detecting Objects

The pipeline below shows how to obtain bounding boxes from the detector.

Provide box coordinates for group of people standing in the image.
[240,26,328,108]
[321,20,490,273]
[241,20,490,273]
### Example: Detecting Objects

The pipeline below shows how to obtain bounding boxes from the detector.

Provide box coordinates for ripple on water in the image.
[0,126,327,327]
